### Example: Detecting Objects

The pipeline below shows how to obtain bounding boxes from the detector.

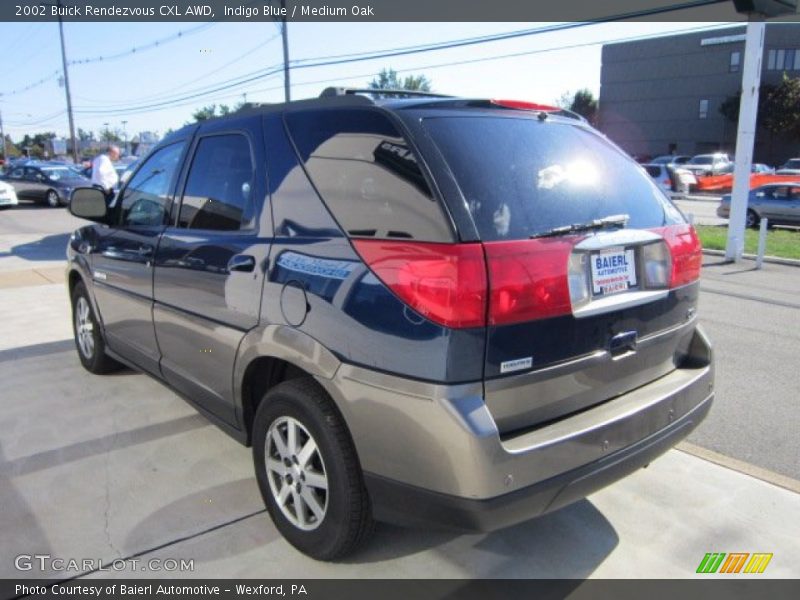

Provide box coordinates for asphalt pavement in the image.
[1,203,799,579]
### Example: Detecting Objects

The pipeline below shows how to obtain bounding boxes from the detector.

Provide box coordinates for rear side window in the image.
[285,109,453,242]
[424,117,681,241]
[178,133,255,231]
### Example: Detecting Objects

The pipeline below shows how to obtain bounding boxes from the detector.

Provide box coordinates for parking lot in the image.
[1,203,799,579]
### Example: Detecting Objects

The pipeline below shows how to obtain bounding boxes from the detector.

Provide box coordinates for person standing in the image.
[91,144,120,198]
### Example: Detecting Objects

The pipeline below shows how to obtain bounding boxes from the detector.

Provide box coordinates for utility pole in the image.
[725,18,765,261]
[280,0,290,102]
[726,0,800,261]
[57,0,78,165]
[0,109,6,160]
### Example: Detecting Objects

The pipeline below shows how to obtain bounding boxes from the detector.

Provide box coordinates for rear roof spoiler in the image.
[319,87,454,100]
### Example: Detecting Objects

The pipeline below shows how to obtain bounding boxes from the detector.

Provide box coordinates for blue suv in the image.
[66,89,713,560]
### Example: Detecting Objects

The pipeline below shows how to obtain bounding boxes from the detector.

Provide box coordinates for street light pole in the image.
[56,0,78,165]
[280,0,290,102]
[724,18,765,261]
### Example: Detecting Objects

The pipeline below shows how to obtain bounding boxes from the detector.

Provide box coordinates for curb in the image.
[702,248,800,268]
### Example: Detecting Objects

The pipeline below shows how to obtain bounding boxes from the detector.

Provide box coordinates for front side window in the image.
[9,168,23,179]
[178,134,255,231]
[120,142,184,228]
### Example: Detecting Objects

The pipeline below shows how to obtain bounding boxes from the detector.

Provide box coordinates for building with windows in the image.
[598,23,800,166]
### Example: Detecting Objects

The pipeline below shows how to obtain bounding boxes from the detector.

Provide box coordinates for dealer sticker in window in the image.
[591,247,637,295]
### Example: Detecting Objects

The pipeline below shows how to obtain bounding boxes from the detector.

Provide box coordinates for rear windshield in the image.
[424,116,681,241]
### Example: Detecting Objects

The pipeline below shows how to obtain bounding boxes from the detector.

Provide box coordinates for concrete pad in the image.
[0,284,72,352]
[1,338,798,580]
[0,267,66,289]
[72,448,799,580]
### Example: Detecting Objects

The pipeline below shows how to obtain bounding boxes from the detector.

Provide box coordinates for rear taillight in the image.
[484,239,574,325]
[653,224,703,287]
[351,240,487,329]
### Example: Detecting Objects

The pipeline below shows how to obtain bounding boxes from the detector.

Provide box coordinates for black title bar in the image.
[0,0,766,22]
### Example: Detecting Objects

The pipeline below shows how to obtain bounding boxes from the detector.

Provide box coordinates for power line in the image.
[72,27,282,107]
[243,23,734,97]
[74,22,730,119]
[70,22,595,115]
[67,22,217,66]
[69,0,730,116]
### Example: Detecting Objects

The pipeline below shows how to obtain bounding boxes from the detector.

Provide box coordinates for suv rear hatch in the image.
[417,109,702,434]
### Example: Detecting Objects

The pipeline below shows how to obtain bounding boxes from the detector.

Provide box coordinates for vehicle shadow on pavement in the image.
[343,499,617,576]
[1,233,71,263]
[0,414,210,479]
[122,479,275,558]
[0,441,56,579]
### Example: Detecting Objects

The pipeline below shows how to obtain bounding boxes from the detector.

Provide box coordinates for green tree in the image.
[19,132,56,157]
[368,68,432,95]
[570,89,598,123]
[77,128,95,142]
[555,89,599,123]
[189,102,246,123]
[720,75,800,141]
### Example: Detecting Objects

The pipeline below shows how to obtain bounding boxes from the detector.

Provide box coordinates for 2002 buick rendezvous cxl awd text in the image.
[66,89,713,560]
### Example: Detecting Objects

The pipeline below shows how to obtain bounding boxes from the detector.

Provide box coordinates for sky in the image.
[0,20,741,142]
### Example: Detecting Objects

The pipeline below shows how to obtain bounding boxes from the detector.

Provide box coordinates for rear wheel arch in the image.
[240,356,323,446]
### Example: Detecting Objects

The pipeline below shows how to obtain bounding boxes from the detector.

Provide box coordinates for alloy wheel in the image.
[265,416,329,531]
[75,296,94,359]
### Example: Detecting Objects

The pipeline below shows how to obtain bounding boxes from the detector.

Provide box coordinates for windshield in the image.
[784,159,800,169]
[41,167,74,181]
[423,116,682,241]
[689,155,716,165]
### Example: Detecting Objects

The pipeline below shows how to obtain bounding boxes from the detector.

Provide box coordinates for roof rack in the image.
[319,87,454,99]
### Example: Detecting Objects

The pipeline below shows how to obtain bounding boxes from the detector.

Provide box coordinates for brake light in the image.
[351,240,487,329]
[490,99,561,112]
[652,224,702,287]
[664,178,672,186]
[484,239,574,325]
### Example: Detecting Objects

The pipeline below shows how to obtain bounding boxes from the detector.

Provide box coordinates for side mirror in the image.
[69,187,108,222]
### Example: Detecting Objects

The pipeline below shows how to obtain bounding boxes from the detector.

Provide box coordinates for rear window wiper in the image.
[529,214,630,239]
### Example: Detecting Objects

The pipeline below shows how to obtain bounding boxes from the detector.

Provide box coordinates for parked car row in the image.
[642,153,800,177]
[0,156,140,207]
[0,162,91,207]
[717,182,800,228]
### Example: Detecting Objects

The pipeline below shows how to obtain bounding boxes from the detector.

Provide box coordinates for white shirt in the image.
[91,153,119,191]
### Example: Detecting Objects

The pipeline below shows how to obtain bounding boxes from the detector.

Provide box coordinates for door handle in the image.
[227,254,256,273]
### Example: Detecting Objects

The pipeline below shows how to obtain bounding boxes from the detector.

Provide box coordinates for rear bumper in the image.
[317,326,714,531]
[365,391,711,531]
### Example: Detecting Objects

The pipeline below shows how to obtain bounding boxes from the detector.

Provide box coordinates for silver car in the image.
[717,182,800,227]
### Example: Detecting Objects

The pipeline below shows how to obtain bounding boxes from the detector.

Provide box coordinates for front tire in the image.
[253,378,374,560]
[71,281,122,374]
[46,189,60,208]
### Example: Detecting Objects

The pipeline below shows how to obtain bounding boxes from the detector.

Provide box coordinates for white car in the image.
[0,180,19,208]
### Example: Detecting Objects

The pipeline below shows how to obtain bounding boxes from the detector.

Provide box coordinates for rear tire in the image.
[71,281,122,374]
[252,378,374,560]
[745,209,759,229]
[46,189,60,208]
